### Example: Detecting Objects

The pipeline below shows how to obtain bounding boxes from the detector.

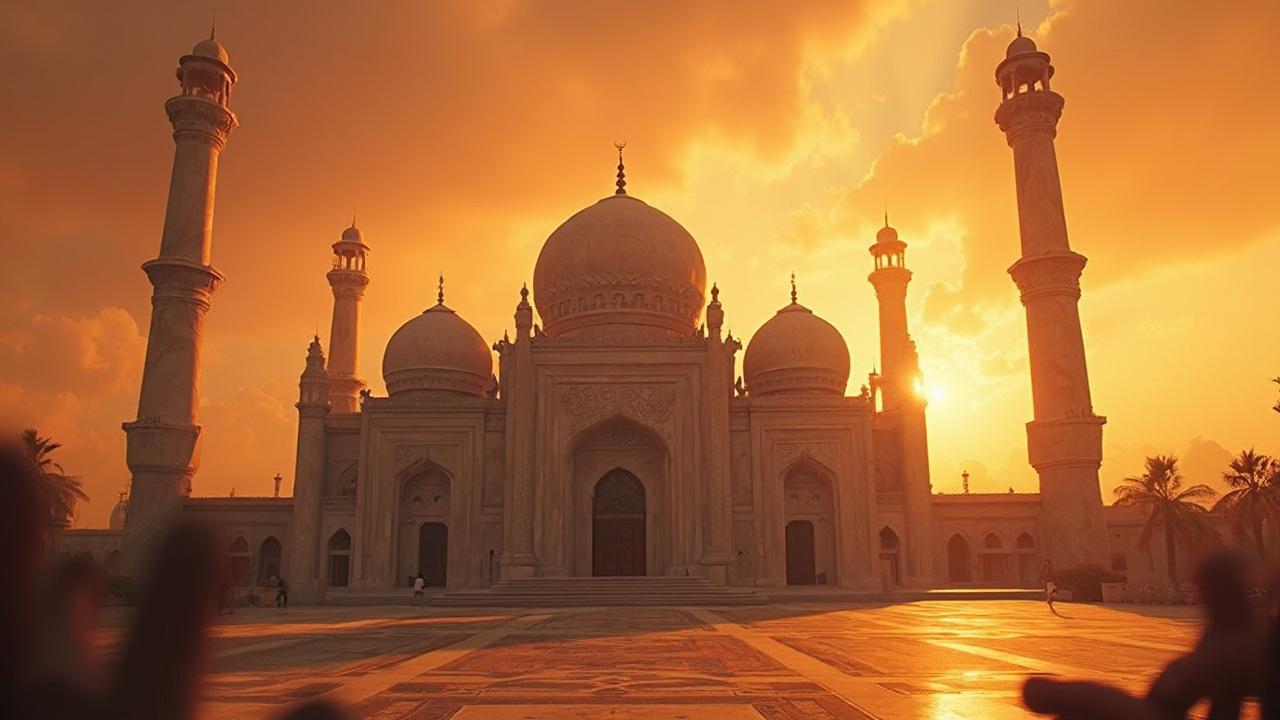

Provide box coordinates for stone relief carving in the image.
[538,273,703,331]
[560,383,676,442]
[995,89,1064,140]
[393,445,431,473]
[777,442,837,472]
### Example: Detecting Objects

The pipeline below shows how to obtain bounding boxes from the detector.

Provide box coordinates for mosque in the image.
[64,27,1165,601]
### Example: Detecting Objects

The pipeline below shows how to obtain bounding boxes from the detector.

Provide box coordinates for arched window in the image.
[1016,533,1035,550]
[227,536,251,586]
[258,537,282,583]
[878,527,901,586]
[328,529,352,588]
[980,533,1009,583]
[947,534,972,583]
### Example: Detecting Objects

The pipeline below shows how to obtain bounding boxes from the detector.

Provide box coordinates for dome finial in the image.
[437,273,445,305]
[884,202,890,229]
[1016,6,1023,37]
[210,9,216,41]
[351,207,357,228]
[790,272,798,304]
[614,141,627,195]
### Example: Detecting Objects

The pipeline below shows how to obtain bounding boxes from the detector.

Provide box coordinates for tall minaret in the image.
[868,215,914,411]
[122,29,238,570]
[868,216,933,586]
[326,221,369,413]
[289,336,330,598]
[995,29,1108,566]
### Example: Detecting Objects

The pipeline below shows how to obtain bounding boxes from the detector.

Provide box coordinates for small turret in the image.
[514,283,533,340]
[297,335,331,412]
[706,283,724,341]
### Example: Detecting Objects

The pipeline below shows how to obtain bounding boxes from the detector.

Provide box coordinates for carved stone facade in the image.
[79,30,1133,597]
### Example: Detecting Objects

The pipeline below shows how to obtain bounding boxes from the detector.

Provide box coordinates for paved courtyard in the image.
[191,600,1203,719]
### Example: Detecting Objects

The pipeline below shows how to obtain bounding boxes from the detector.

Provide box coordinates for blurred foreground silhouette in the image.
[1,433,1275,718]
[0,437,345,720]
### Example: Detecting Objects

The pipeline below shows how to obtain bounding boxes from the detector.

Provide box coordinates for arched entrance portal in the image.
[783,461,836,585]
[592,470,646,576]
[418,522,448,587]
[785,520,816,585]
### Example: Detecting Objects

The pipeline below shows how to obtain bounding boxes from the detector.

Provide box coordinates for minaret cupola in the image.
[996,24,1053,101]
[178,24,236,109]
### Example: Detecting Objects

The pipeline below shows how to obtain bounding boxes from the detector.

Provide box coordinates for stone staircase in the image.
[430,575,768,607]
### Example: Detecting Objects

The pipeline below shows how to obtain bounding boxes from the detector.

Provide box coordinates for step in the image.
[430,575,768,607]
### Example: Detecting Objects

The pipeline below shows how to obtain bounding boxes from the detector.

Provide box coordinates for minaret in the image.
[868,216,933,586]
[122,29,238,570]
[500,284,537,578]
[326,220,369,413]
[289,336,330,598]
[868,214,914,411]
[995,29,1108,566]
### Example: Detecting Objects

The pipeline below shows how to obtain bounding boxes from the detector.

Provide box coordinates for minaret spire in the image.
[123,29,239,572]
[614,141,627,195]
[325,218,370,413]
[996,30,1108,568]
[789,272,798,304]
[437,273,445,305]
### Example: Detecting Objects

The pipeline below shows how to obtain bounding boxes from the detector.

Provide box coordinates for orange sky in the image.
[2,0,1277,527]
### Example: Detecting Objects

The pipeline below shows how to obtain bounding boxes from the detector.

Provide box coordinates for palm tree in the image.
[1214,449,1280,558]
[20,428,88,523]
[1113,455,1217,583]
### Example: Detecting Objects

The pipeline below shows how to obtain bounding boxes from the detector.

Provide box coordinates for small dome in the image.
[533,194,707,338]
[744,302,851,396]
[876,224,899,244]
[341,224,364,243]
[193,37,230,64]
[1006,34,1037,58]
[382,303,492,397]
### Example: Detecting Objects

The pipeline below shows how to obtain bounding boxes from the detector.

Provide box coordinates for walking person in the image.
[1039,559,1058,611]
[412,573,426,605]
[276,576,289,608]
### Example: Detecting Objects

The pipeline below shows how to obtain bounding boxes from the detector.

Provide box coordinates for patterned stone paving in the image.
[174,601,1208,719]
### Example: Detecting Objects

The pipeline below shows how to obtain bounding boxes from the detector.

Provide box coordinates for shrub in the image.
[1056,563,1125,602]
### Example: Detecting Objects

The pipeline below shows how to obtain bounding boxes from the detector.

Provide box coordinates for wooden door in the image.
[419,522,448,587]
[592,470,646,576]
[785,520,816,585]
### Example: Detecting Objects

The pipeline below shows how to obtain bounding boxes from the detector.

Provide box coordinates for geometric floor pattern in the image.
[189,601,1203,720]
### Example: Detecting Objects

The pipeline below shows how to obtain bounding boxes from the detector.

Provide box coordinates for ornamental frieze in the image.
[560,383,677,443]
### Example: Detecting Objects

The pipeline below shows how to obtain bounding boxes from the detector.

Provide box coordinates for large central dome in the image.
[532,194,707,338]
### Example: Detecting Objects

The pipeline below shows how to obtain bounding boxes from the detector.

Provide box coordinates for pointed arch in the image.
[783,459,836,586]
[878,526,901,586]
[979,532,1009,583]
[327,529,352,587]
[947,533,972,583]
[227,535,251,586]
[257,536,282,582]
